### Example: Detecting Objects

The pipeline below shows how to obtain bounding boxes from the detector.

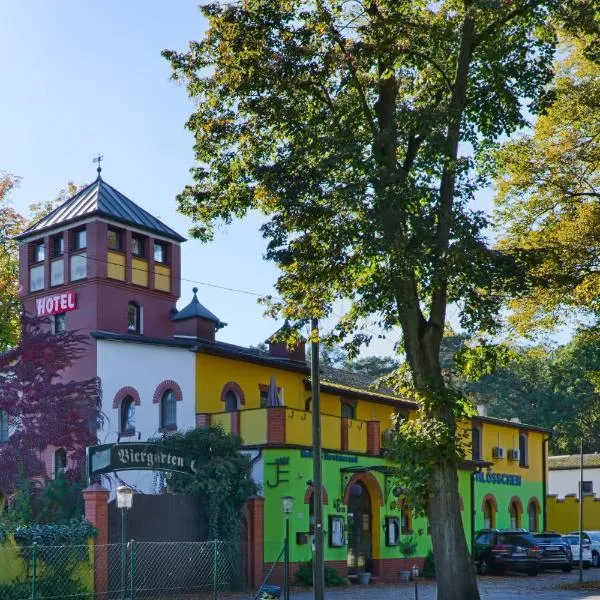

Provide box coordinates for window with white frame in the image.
[120,396,136,434]
[160,390,177,429]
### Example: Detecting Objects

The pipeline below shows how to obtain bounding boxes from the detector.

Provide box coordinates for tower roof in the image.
[171,287,226,329]
[17,176,186,242]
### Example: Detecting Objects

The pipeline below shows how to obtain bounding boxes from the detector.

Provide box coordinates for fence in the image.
[0,540,285,599]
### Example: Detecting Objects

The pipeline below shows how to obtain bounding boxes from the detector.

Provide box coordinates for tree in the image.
[0,314,102,495]
[164,3,568,597]
[494,39,599,334]
[152,427,258,540]
[28,181,82,225]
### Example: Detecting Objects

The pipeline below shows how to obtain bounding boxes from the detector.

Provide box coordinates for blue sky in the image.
[0,1,501,356]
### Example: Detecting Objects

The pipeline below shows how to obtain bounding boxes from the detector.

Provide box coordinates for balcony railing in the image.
[200,407,382,456]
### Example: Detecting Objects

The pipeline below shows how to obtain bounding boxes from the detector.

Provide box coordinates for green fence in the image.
[0,540,278,599]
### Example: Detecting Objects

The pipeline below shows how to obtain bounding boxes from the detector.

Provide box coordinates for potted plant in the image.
[398,534,419,581]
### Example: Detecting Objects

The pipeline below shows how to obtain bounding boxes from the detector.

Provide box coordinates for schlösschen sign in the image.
[87,442,197,477]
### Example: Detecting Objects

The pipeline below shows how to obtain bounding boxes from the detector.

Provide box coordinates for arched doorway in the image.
[347,481,372,574]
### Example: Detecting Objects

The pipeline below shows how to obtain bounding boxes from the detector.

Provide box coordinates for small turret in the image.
[266,319,306,362]
[171,287,226,342]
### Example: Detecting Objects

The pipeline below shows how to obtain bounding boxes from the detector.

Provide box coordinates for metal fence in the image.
[0,540,284,599]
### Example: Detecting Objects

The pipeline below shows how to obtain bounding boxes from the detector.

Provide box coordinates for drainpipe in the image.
[470,467,481,553]
[542,435,550,531]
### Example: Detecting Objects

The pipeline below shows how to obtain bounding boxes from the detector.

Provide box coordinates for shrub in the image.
[294,559,346,587]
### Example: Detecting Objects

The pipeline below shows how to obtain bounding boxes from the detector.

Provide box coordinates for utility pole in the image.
[579,436,584,583]
[311,318,325,600]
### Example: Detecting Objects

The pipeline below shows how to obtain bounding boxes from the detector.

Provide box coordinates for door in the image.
[347,482,372,573]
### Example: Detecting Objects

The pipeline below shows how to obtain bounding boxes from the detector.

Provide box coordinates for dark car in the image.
[533,532,572,572]
[474,529,542,576]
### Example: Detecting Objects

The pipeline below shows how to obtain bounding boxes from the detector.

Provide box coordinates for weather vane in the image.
[93,154,103,175]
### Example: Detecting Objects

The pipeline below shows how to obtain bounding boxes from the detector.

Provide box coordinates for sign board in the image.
[87,442,196,478]
[474,470,522,486]
[36,291,77,317]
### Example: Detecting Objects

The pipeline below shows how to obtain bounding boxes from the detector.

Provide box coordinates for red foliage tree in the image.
[0,314,102,494]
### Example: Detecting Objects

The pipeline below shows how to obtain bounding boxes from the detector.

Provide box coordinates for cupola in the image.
[171,287,226,342]
[266,320,306,362]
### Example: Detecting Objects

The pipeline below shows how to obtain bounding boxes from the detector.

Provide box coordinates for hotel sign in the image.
[87,442,196,477]
[36,291,77,317]
[474,470,522,486]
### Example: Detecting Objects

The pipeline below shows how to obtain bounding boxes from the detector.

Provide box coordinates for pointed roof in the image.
[17,175,186,242]
[171,287,227,329]
[265,319,306,344]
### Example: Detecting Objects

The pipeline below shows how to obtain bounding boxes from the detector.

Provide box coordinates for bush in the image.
[0,581,30,600]
[422,549,435,578]
[294,559,347,587]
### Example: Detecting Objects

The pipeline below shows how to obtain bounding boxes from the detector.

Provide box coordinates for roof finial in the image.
[93,154,103,178]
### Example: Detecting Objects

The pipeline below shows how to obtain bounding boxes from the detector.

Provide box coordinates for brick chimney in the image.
[266,320,306,362]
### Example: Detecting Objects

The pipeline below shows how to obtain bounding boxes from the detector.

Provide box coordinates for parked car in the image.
[563,534,592,568]
[533,532,572,572]
[567,531,600,567]
[474,529,542,576]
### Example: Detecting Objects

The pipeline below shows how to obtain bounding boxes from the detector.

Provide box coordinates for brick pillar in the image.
[367,421,381,456]
[196,413,211,428]
[83,484,110,598]
[267,407,286,445]
[341,417,349,451]
[231,411,240,435]
[246,496,265,588]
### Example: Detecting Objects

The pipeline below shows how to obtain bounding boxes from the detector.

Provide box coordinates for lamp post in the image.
[282,496,294,600]
[412,564,419,600]
[116,485,134,600]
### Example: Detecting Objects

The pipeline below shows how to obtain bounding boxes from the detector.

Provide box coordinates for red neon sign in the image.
[35,291,77,317]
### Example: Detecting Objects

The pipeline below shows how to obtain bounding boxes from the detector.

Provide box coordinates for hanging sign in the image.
[36,291,77,317]
[87,442,196,477]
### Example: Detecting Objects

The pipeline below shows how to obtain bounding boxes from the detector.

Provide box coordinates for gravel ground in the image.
[289,568,600,599]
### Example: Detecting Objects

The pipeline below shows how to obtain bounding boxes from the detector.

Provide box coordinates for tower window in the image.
[120,396,136,433]
[54,448,67,478]
[160,390,177,429]
[127,302,141,334]
[107,228,122,251]
[52,234,64,257]
[29,264,44,292]
[70,252,87,281]
[73,228,87,251]
[52,313,66,334]
[131,235,145,257]
[154,242,167,264]
[32,240,45,263]
[51,258,64,286]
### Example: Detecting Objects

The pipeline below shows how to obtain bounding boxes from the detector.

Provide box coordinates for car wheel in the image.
[527,567,539,576]
[562,565,573,573]
[593,551,599,568]
[478,559,489,575]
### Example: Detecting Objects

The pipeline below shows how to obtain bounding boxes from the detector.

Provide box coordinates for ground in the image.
[289,568,600,599]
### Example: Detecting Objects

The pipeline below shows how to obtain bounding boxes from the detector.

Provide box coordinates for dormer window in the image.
[131,235,145,257]
[128,302,141,334]
[154,241,167,264]
[107,228,122,251]
[32,240,45,263]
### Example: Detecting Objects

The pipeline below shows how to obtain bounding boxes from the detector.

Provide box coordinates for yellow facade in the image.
[107,250,125,281]
[154,263,171,292]
[547,495,600,533]
[131,257,148,287]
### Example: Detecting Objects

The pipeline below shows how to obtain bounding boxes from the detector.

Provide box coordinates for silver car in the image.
[563,534,592,568]
[567,531,600,567]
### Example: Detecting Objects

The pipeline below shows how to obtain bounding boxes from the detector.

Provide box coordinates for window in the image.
[70,253,87,280]
[260,390,269,408]
[52,235,64,257]
[509,501,520,528]
[73,228,87,251]
[29,264,44,292]
[52,313,66,334]
[107,228,122,251]
[224,390,239,413]
[305,397,312,412]
[127,302,141,334]
[472,426,482,461]
[341,402,356,419]
[528,502,538,532]
[154,241,167,264]
[582,481,594,494]
[50,258,64,286]
[483,499,494,528]
[160,390,177,429]
[519,433,528,467]
[32,240,45,263]
[131,235,145,257]
[120,396,136,433]
[0,411,8,443]
[54,448,67,478]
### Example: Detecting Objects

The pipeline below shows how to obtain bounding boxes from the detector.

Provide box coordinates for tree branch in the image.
[395,47,454,92]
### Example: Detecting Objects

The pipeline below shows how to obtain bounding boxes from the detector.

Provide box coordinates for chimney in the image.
[476,404,488,417]
[266,320,306,362]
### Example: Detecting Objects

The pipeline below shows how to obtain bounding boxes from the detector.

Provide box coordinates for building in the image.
[13,174,550,581]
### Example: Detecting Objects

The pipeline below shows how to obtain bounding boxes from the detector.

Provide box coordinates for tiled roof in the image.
[17,176,186,242]
[549,454,600,470]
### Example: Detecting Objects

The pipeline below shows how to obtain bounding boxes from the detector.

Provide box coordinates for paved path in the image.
[289,569,600,599]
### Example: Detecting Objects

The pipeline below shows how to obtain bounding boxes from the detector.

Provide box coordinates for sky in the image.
[0,1,500,357]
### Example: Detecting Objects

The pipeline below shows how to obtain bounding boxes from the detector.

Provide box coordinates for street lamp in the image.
[282,496,294,600]
[116,486,134,599]
[412,564,420,600]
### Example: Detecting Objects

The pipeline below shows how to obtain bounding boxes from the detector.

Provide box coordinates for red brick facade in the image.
[267,407,286,444]
[367,421,381,455]
[196,413,211,427]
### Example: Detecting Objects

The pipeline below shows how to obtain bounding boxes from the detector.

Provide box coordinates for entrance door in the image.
[347,482,372,573]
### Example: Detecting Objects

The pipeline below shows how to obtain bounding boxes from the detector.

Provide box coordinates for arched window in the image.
[54,448,67,478]
[509,500,520,528]
[120,395,136,433]
[224,390,239,413]
[128,302,141,334]
[483,499,494,528]
[160,390,177,429]
[528,500,539,532]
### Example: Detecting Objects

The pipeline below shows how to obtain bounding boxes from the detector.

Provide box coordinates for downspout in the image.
[542,435,550,531]
[470,466,482,553]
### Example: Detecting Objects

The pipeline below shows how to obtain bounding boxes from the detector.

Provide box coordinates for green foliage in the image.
[0,581,30,600]
[398,534,419,559]
[422,549,436,579]
[36,475,85,524]
[151,427,258,540]
[294,559,346,587]
[12,519,95,547]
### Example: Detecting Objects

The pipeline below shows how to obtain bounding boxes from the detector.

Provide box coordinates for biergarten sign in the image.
[87,442,196,477]
[474,470,522,486]
[36,290,77,317]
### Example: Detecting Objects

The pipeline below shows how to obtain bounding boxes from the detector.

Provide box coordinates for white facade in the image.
[97,338,196,498]
[548,467,600,498]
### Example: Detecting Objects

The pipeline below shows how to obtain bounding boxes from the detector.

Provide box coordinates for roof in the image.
[549,454,600,470]
[171,288,226,328]
[17,175,186,242]
[265,319,306,344]
[472,414,552,435]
